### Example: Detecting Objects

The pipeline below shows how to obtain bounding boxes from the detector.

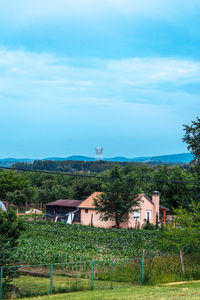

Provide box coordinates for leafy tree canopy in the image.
[0,209,24,286]
[161,201,200,252]
[94,166,141,228]
[183,117,200,163]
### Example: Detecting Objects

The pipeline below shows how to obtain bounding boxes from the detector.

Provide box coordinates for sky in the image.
[0,0,200,158]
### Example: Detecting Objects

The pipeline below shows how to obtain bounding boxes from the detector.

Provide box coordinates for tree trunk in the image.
[115,216,120,229]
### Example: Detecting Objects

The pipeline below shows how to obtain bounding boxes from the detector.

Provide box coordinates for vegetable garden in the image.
[1,221,200,299]
[14,221,162,264]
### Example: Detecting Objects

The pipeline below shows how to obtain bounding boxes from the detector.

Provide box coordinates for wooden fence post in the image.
[180,249,184,275]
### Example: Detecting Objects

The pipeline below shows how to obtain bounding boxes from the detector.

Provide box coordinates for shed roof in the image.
[159,205,170,212]
[45,199,83,207]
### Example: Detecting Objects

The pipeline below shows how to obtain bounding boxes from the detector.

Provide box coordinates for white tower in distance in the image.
[95,147,103,161]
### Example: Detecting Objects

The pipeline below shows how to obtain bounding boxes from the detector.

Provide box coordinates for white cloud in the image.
[107,58,200,86]
[1,48,200,157]
[0,49,200,107]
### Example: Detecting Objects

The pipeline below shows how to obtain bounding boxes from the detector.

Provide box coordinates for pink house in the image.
[79,191,168,228]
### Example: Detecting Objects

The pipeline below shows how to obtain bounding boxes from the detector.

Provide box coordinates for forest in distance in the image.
[0,160,199,211]
[13,159,189,174]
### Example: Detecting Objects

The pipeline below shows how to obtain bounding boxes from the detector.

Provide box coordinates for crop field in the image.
[2,221,200,299]
[14,221,161,264]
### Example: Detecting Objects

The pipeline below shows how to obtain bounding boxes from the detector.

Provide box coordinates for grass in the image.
[20,282,200,300]
[5,274,133,298]
[3,253,200,298]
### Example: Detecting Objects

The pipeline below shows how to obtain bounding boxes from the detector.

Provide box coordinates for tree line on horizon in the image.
[12,158,188,174]
[0,162,198,211]
[1,117,200,211]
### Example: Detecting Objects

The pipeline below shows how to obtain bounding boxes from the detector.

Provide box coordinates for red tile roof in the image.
[45,199,83,207]
[78,192,101,208]
[78,192,152,209]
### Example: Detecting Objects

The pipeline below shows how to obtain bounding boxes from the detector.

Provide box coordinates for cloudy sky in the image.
[0,0,200,158]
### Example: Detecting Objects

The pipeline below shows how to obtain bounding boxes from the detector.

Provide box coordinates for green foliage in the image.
[0,170,29,199]
[161,201,200,252]
[0,163,198,210]
[6,187,34,207]
[143,222,156,231]
[13,160,151,174]
[144,253,200,284]
[183,117,200,163]
[94,166,141,228]
[149,164,192,209]
[70,178,101,200]
[14,222,161,264]
[0,209,24,286]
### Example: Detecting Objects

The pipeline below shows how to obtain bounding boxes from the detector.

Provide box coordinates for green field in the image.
[14,221,162,264]
[21,282,200,300]
[1,221,200,299]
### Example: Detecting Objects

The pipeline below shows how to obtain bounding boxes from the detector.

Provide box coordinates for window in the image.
[85,209,88,214]
[133,210,140,220]
[145,210,152,220]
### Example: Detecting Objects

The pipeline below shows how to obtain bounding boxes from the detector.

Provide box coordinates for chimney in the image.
[152,191,160,224]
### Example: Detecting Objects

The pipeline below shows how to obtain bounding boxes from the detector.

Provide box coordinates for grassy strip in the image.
[21,282,200,300]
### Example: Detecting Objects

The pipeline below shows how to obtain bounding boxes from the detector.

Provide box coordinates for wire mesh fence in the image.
[0,252,200,299]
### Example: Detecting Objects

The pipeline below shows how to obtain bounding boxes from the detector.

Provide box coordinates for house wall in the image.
[125,195,155,228]
[125,194,160,228]
[80,208,116,228]
[80,193,160,229]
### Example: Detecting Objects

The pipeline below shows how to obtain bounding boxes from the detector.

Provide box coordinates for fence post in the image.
[91,261,94,290]
[0,267,3,300]
[50,264,53,294]
[141,249,145,284]
[180,249,185,275]
[110,261,113,289]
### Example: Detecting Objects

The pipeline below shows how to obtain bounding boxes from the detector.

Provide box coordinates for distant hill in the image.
[0,153,193,168]
[43,153,193,163]
[43,156,95,161]
[131,153,193,164]
[0,158,33,167]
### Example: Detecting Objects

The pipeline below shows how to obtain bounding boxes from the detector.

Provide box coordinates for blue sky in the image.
[0,0,200,158]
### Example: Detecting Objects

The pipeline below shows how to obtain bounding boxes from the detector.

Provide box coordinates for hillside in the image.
[0,153,193,168]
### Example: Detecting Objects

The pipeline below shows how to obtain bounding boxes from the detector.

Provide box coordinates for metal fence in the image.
[0,253,200,299]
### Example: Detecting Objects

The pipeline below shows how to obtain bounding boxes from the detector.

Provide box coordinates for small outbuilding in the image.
[45,199,83,223]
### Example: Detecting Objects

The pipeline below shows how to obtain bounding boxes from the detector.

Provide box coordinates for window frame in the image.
[133,210,140,220]
[145,210,152,220]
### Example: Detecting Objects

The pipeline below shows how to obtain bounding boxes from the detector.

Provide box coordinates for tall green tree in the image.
[162,201,200,252]
[183,117,200,163]
[94,166,140,228]
[0,170,29,200]
[183,117,200,203]
[6,187,35,208]
[0,209,24,287]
